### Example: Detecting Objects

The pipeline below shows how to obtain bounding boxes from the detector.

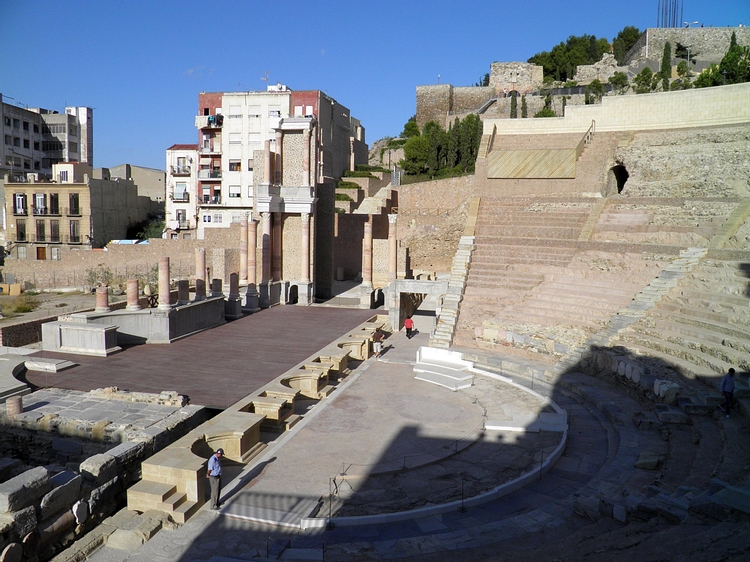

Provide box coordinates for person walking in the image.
[721,368,736,419]
[207,448,223,509]
[372,328,385,359]
[404,316,414,339]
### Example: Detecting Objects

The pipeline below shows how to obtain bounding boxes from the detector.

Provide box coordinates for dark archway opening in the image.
[611,164,629,193]
[288,284,299,305]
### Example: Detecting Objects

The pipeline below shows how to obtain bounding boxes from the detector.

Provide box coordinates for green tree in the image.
[510,92,517,118]
[534,108,556,118]
[447,118,460,168]
[521,95,528,118]
[400,135,429,174]
[585,79,605,103]
[675,43,697,65]
[402,116,420,138]
[608,71,629,94]
[474,73,490,87]
[661,42,672,91]
[529,34,610,81]
[612,26,642,65]
[459,114,482,172]
[634,67,656,93]
[694,64,722,88]
[719,32,750,84]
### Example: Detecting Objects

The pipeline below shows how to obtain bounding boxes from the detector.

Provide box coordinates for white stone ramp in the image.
[222,492,321,529]
[413,346,474,390]
[486,411,568,433]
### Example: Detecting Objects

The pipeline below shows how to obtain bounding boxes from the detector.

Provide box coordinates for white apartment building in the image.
[165,84,367,240]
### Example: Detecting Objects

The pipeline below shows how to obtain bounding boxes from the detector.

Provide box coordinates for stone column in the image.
[158,257,171,310]
[226,272,242,320]
[264,139,272,185]
[362,217,373,288]
[300,213,310,282]
[126,279,141,310]
[388,214,398,282]
[245,218,260,312]
[275,131,283,184]
[272,212,282,282]
[177,280,190,305]
[261,212,271,283]
[195,247,206,301]
[95,285,110,313]
[302,130,311,187]
[240,215,248,285]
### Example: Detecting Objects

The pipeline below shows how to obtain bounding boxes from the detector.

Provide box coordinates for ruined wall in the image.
[624,27,750,65]
[416,85,453,131]
[574,54,627,85]
[489,62,544,95]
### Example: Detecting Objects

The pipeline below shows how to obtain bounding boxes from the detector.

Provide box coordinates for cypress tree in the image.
[521,95,528,118]
[661,42,672,91]
[510,92,518,118]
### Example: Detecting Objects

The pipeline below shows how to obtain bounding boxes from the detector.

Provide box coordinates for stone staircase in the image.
[353,186,393,215]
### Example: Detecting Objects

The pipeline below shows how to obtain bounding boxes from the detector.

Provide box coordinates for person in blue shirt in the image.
[206,448,223,509]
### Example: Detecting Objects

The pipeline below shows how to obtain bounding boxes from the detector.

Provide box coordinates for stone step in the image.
[647,311,750,342]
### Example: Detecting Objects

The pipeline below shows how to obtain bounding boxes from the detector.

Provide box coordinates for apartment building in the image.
[164,84,367,240]
[1,93,93,180]
[4,163,154,260]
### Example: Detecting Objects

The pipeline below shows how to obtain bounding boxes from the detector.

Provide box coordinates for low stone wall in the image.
[0,391,208,561]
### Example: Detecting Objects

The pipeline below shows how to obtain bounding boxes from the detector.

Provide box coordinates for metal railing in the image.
[198,170,222,179]
[170,165,191,175]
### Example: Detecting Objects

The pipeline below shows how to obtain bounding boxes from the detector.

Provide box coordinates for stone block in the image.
[554,342,568,354]
[573,496,601,521]
[40,474,82,520]
[634,451,663,470]
[0,467,51,513]
[133,516,163,541]
[639,374,656,393]
[483,328,499,342]
[612,504,627,522]
[107,442,146,468]
[10,506,36,538]
[655,404,689,424]
[88,477,120,517]
[80,455,117,485]
[104,529,144,551]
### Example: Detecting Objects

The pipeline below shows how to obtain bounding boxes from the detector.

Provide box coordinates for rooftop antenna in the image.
[260,71,269,86]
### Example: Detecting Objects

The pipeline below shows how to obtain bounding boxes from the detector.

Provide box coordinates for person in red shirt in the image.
[404,316,414,339]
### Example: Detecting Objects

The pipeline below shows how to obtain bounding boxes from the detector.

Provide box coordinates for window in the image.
[202,187,210,203]
[12,118,20,129]
[60,170,69,183]
[43,141,64,151]
[69,125,77,136]
[23,160,30,170]
[23,139,30,149]
[173,182,188,201]
[229,133,241,144]
[3,117,10,127]
[50,220,60,242]
[17,246,27,260]
[23,121,29,131]
[35,193,47,214]
[33,141,39,150]
[247,133,261,145]
[14,194,27,215]
[51,247,61,260]
[49,194,59,214]
[47,124,66,134]
[294,105,303,117]
[229,105,242,117]
[13,137,20,147]
[4,135,10,145]
[36,220,46,242]
[228,160,241,171]
[176,209,187,227]
[247,160,254,172]
[69,220,80,242]
[69,142,78,153]
[69,193,79,214]
[231,213,244,223]
[33,124,39,133]
[212,187,221,204]
[16,219,26,242]
[34,161,40,170]
[229,185,241,198]
[203,214,211,222]
[212,213,223,223]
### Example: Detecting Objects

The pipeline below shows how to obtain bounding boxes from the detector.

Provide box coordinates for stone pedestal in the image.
[177,280,190,305]
[225,273,242,320]
[244,285,261,313]
[158,257,172,310]
[195,248,207,301]
[210,279,223,298]
[295,282,314,306]
[240,217,248,285]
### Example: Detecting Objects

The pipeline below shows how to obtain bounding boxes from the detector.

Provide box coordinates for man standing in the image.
[721,368,736,419]
[373,328,385,359]
[207,448,223,509]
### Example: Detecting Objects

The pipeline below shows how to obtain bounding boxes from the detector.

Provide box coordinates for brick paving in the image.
[24,306,377,409]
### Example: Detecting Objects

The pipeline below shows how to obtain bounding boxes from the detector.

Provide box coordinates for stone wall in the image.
[574,54,627,85]
[624,27,750,65]
[0,391,207,561]
[489,62,544,95]
[415,85,453,131]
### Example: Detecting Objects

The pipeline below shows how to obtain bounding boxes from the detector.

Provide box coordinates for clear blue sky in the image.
[1,0,747,170]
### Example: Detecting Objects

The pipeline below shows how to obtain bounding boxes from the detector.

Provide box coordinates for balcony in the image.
[195,115,224,129]
[178,220,189,229]
[199,144,220,155]
[14,233,27,242]
[171,193,190,203]
[201,196,222,205]
[32,233,46,242]
[32,207,48,216]
[13,207,28,216]
[65,235,82,244]
[198,170,222,180]
[65,207,82,217]
[49,234,61,243]
[170,165,191,176]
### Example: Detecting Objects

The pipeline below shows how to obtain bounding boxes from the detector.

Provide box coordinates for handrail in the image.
[575,120,596,160]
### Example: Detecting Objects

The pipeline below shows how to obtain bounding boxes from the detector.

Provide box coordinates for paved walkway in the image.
[86,327,619,562]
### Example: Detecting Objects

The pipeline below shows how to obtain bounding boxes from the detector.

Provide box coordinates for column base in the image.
[225,297,243,321]
[359,284,375,309]
[243,284,261,313]
[293,282,313,306]
[259,281,289,308]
